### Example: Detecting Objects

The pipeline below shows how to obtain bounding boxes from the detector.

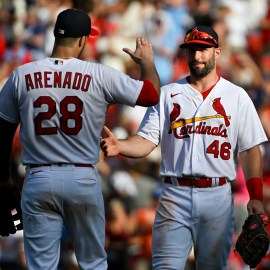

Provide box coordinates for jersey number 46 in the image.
[206,140,231,160]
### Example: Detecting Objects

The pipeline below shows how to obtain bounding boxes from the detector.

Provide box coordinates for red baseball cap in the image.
[54,9,100,38]
[180,26,219,48]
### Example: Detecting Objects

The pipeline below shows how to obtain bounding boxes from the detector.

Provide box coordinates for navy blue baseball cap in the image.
[54,9,100,38]
[180,26,219,48]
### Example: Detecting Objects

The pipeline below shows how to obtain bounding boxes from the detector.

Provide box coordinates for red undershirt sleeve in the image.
[136,80,159,107]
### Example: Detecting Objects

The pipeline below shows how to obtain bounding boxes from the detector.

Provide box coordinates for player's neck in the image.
[50,46,79,60]
[51,56,75,60]
[188,73,219,93]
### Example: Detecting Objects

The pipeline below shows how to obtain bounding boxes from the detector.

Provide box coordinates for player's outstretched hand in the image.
[100,126,120,157]
[123,36,154,65]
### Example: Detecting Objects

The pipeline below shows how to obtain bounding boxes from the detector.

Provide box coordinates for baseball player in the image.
[100,26,268,269]
[0,8,160,270]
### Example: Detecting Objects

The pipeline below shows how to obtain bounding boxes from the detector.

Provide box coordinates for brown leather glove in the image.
[235,214,270,268]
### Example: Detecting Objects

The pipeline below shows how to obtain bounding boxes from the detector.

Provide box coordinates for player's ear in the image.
[214,47,221,60]
[78,36,87,48]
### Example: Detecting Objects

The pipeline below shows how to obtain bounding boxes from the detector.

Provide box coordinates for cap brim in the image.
[180,40,217,48]
[90,27,100,37]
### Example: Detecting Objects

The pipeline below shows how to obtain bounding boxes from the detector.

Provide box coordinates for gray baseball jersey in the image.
[0,57,143,165]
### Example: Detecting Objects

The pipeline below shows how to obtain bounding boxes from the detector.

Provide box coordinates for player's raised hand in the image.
[100,126,120,156]
[123,36,154,65]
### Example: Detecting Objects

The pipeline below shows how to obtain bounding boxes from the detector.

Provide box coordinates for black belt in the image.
[164,176,227,188]
[29,163,93,168]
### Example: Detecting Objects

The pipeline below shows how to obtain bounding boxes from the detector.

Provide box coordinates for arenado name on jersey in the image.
[25,71,92,92]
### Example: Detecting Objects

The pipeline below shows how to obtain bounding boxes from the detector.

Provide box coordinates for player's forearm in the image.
[119,135,156,158]
[140,62,160,96]
[239,145,263,180]
[239,145,264,202]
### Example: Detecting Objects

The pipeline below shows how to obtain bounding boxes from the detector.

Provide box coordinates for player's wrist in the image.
[246,177,263,201]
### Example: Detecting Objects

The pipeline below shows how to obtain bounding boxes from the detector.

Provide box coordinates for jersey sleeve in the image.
[137,103,160,146]
[100,65,143,107]
[237,90,268,152]
[0,71,20,124]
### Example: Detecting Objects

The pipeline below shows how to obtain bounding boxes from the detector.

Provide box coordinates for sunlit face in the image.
[186,45,217,78]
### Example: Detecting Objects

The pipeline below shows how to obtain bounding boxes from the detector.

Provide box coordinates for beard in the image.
[188,55,215,78]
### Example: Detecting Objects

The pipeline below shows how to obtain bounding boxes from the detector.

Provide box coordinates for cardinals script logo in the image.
[169,97,231,138]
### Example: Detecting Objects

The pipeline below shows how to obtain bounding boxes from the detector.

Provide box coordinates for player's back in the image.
[1,57,142,165]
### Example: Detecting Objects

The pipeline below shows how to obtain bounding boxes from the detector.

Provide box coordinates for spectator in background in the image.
[0,35,33,87]
[164,0,195,39]
[22,6,45,59]
[119,105,148,136]
[105,198,136,270]
[142,0,179,85]
[260,0,270,53]
[2,35,33,65]
[43,0,74,57]
[189,0,213,26]
[130,187,162,270]
[218,0,267,54]
[228,49,264,108]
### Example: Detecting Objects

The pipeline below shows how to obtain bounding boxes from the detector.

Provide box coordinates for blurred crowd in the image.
[1,0,270,269]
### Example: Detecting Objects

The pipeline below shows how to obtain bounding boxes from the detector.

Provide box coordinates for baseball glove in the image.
[0,180,23,237]
[235,213,270,269]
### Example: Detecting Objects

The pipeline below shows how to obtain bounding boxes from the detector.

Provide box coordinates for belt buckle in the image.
[211,177,219,187]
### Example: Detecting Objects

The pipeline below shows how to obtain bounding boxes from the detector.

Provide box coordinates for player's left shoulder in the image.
[216,77,248,96]
[217,77,241,89]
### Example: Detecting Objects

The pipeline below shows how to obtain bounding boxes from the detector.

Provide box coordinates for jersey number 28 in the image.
[34,96,83,135]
